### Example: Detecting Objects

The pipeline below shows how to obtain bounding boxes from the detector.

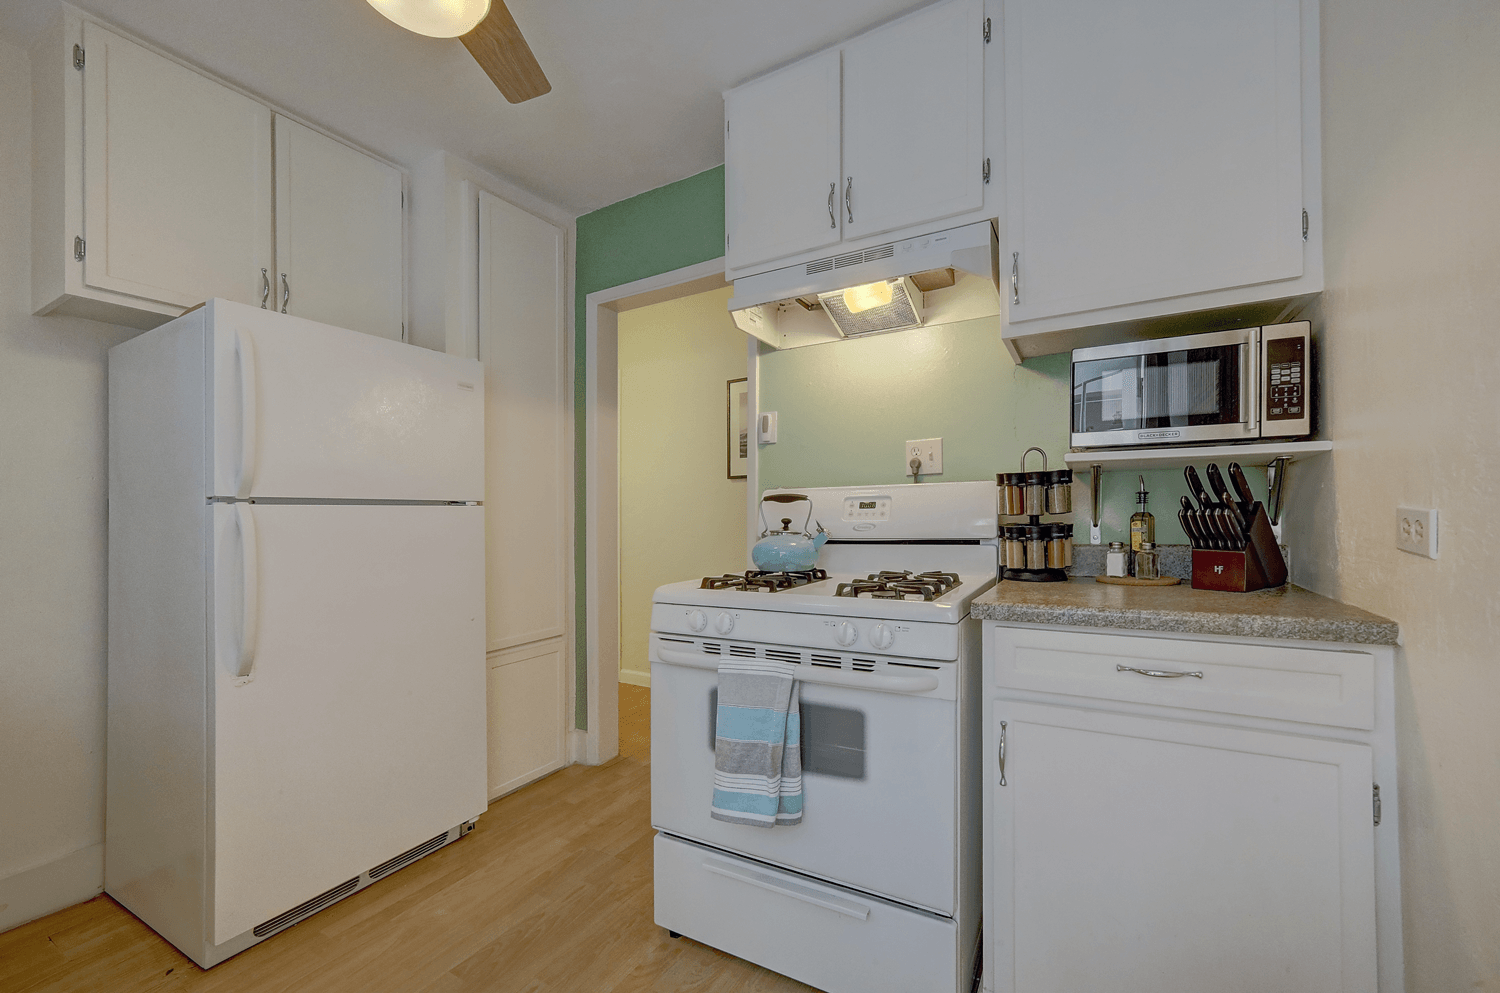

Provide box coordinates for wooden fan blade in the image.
[460,0,551,104]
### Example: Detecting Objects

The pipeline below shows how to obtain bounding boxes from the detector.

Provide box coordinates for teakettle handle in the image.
[759,492,812,537]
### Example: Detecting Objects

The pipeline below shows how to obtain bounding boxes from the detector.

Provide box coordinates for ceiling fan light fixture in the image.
[367,0,491,38]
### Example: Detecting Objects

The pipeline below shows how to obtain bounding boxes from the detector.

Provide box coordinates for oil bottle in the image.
[1129,475,1155,572]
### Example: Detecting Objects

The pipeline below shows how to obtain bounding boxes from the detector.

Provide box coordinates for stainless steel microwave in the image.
[1070,322,1311,449]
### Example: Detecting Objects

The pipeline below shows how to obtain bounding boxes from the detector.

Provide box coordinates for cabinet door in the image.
[724,49,842,272]
[81,22,271,309]
[842,0,985,242]
[990,702,1377,993]
[1003,0,1304,323]
[274,116,404,340]
[487,639,568,798]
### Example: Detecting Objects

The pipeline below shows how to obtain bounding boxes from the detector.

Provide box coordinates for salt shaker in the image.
[1135,541,1160,580]
[1106,541,1129,578]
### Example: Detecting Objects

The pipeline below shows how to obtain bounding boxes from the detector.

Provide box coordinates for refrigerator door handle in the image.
[234,504,260,678]
[235,328,259,498]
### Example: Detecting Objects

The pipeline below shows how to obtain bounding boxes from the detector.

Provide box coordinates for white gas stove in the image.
[651,480,996,993]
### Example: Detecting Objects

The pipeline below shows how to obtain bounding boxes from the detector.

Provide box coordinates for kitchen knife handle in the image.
[1227,462,1257,517]
[1179,509,1198,549]
[234,504,260,679]
[1207,463,1234,507]
[1185,465,1214,510]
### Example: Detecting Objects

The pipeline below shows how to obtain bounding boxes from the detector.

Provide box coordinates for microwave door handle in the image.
[1244,332,1260,430]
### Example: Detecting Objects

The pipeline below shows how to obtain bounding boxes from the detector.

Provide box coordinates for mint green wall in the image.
[573,166,725,727]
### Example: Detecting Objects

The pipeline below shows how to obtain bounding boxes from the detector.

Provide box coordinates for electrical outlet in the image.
[1396,507,1439,558]
[905,438,943,477]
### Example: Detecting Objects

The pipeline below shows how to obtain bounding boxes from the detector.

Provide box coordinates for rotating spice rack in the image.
[997,447,1073,583]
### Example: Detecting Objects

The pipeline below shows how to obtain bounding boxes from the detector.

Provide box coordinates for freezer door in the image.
[206,300,483,501]
[209,503,486,945]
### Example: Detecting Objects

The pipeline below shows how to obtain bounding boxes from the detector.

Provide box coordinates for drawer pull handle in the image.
[1117,664,1203,679]
[702,858,871,920]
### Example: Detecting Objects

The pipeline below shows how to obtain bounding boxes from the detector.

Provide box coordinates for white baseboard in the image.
[0,843,104,934]
[618,668,651,688]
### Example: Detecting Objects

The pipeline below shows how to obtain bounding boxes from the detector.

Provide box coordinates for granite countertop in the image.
[972,579,1399,646]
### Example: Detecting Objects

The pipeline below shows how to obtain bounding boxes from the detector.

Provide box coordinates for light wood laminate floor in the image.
[0,685,816,993]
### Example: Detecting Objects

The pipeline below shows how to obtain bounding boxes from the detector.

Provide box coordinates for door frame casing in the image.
[582,257,756,765]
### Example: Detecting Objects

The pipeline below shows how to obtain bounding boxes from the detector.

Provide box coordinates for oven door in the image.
[650,639,959,915]
[1071,327,1260,448]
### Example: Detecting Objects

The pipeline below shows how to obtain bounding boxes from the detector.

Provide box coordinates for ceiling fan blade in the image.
[460,0,551,104]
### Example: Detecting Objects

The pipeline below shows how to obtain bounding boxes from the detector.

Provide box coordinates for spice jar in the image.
[1062,523,1074,568]
[1106,541,1130,578]
[1045,469,1074,515]
[1023,472,1048,516]
[1002,526,1028,571]
[1135,541,1160,580]
[999,473,1028,517]
[1046,522,1070,569]
[1024,525,1048,570]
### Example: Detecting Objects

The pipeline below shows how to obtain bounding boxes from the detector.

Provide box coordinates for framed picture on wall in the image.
[727,378,749,480]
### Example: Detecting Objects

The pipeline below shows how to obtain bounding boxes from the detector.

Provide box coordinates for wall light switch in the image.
[758,411,778,444]
[905,438,943,477]
[1396,506,1439,558]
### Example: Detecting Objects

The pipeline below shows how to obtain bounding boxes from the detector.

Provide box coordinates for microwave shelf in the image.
[1063,440,1331,473]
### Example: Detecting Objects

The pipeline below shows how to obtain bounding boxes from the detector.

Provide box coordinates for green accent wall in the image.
[573,166,725,727]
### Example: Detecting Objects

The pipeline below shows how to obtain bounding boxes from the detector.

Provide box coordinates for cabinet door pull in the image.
[260,268,269,309]
[1011,252,1019,304]
[827,182,837,229]
[280,273,290,314]
[1116,664,1203,679]
[998,720,1007,787]
[844,176,854,224]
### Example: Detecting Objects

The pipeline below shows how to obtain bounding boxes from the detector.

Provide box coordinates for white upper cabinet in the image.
[274,116,405,340]
[723,0,991,279]
[1001,0,1320,358]
[842,0,986,241]
[724,50,843,272]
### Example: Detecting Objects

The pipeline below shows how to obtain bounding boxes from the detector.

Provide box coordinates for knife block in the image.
[1191,503,1288,592]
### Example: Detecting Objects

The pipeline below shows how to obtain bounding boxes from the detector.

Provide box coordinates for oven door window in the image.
[1073,346,1243,434]
[710,689,865,781]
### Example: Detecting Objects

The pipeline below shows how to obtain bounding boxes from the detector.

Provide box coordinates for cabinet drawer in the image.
[991,627,1375,730]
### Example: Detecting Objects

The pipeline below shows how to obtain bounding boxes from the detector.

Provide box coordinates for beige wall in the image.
[0,39,135,929]
[618,287,747,683]
[1286,0,1500,987]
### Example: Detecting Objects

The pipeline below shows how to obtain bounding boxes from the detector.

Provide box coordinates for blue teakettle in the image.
[753,493,828,572]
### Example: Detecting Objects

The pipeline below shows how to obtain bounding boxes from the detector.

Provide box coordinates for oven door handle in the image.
[656,648,940,695]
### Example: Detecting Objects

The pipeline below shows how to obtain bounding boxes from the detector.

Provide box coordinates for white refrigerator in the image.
[106,299,488,968]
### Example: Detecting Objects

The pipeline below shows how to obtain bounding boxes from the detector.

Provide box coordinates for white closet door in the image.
[81,21,271,309]
[273,115,404,339]
[990,702,1377,993]
[478,190,568,794]
[841,0,985,242]
[724,49,843,273]
[1003,0,1304,323]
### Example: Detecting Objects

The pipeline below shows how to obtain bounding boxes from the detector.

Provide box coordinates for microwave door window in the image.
[1073,347,1242,434]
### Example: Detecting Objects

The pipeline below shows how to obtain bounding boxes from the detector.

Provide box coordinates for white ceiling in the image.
[0,0,923,216]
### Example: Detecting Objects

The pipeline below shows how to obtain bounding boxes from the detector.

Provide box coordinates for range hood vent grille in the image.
[805,243,897,277]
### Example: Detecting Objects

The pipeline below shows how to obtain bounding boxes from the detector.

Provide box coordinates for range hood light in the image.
[841,280,894,314]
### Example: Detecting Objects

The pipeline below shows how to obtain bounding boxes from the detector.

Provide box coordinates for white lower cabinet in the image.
[486,639,567,799]
[983,623,1402,993]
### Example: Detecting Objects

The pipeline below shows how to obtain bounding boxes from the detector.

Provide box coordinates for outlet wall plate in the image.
[905,437,943,477]
[1397,506,1439,558]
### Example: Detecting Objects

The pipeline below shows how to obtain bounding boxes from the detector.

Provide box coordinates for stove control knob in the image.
[869,623,896,651]
[834,621,859,647]
[715,612,736,636]
[687,609,708,633]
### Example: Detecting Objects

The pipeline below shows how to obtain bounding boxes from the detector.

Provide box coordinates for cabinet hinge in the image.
[983,158,991,185]
[73,44,84,70]
[726,119,730,138]
[983,17,991,43]
[1373,784,1382,826]
[74,236,85,261]
[1302,208,1309,241]
[401,189,405,209]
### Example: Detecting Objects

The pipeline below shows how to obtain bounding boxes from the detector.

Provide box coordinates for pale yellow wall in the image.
[618,287,747,683]
[1286,0,1500,986]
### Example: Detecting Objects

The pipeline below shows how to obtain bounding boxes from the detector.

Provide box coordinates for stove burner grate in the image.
[699,569,829,593]
[834,570,962,602]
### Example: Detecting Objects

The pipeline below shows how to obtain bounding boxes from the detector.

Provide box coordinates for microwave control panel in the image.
[1266,336,1306,421]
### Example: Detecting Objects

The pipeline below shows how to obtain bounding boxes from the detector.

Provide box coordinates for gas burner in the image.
[699,569,829,593]
[834,570,962,602]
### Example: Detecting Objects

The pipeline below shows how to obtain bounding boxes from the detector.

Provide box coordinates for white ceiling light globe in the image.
[367,0,491,38]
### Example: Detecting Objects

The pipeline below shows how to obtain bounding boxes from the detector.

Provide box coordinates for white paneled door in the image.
[478,190,569,794]
[273,115,404,340]
[81,21,272,309]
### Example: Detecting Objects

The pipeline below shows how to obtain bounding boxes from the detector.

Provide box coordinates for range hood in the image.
[729,221,1000,349]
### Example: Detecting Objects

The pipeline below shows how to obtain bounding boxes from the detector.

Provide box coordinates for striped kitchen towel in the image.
[710,658,803,827]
